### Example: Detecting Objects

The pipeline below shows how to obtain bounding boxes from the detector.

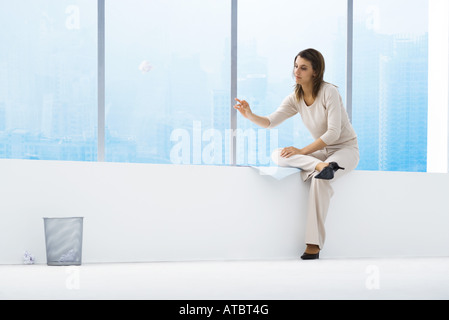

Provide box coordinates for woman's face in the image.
[294,56,316,86]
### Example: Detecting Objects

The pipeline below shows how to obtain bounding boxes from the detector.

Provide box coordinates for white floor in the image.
[1,257,448,300]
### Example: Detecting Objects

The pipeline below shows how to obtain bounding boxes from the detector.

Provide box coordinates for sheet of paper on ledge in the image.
[250,166,301,180]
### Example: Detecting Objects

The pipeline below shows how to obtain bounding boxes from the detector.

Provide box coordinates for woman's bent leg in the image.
[271,148,327,182]
[325,146,360,181]
[271,146,360,251]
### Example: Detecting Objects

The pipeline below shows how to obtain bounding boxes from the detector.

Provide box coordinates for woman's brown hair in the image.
[292,48,326,102]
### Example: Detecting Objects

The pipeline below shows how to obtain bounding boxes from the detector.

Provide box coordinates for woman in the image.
[234,48,359,260]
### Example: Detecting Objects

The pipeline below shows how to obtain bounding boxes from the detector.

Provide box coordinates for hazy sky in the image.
[354,0,428,35]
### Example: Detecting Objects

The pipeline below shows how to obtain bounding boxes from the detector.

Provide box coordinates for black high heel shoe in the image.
[301,245,320,260]
[301,252,320,260]
[314,162,345,180]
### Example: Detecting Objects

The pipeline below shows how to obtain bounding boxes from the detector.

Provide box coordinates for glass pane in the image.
[0,0,97,161]
[237,0,347,166]
[105,0,231,165]
[353,0,428,172]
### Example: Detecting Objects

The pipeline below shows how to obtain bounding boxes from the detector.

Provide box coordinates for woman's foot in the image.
[301,244,320,260]
[315,162,345,180]
[315,162,329,172]
[305,244,320,254]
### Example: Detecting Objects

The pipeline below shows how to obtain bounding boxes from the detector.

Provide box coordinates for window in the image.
[353,0,429,172]
[0,0,97,161]
[2,0,445,173]
[105,0,231,165]
[237,0,347,166]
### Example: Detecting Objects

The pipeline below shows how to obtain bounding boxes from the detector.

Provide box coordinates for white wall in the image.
[0,159,448,265]
[428,0,449,173]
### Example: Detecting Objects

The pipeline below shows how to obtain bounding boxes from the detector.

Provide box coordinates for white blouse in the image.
[266,82,357,147]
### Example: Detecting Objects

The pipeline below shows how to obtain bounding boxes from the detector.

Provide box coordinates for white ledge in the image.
[0,159,448,264]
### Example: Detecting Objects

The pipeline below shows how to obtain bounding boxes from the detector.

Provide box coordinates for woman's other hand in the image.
[280,146,304,158]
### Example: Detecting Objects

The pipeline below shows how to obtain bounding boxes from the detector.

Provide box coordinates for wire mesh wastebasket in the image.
[43,217,84,266]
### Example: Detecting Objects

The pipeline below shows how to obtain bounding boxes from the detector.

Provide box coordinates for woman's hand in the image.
[280,146,304,158]
[234,98,253,119]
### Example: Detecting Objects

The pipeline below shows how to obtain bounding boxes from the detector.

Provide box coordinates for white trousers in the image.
[271,142,360,249]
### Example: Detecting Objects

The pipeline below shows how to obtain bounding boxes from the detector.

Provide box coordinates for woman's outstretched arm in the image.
[247,113,271,128]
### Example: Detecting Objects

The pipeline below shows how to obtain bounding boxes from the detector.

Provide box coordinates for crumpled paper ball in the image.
[23,251,35,265]
[139,60,153,73]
